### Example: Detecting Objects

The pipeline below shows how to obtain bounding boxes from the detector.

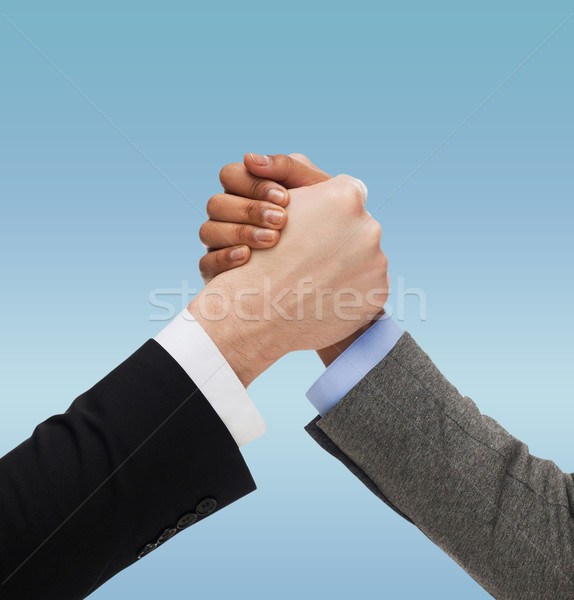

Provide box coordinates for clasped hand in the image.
[188,153,389,387]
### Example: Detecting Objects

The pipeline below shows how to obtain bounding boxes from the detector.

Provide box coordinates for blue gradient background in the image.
[1,2,573,598]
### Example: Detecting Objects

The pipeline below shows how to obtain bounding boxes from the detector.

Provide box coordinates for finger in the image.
[207,193,287,230]
[244,153,331,188]
[199,220,280,250]
[219,162,289,207]
[199,245,251,283]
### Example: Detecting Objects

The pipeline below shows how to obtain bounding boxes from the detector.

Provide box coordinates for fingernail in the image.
[255,228,276,242]
[230,247,247,261]
[267,189,287,205]
[250,153,270,166]
[264,209,284,225]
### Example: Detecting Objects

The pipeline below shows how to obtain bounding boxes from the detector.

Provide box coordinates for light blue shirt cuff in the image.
[306,316,404,416]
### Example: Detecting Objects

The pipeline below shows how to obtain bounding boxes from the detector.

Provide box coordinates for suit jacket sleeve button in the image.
[137,543,157,560]
[156,527,178,545]
[177,513,198,530]
[196,498,217,516]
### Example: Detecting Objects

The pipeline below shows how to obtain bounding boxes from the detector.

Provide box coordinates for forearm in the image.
[307,333,574,599]
[0,341,255,599]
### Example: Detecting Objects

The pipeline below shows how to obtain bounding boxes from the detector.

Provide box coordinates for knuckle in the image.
[219,162,242,186]
[245,199,259,221]
[268,154,293,179]
[234,223,249,241]
[206,194,222,218]
[198,255,211,280]
[336,174,365,211]
[198,222,211,244]
[249,178,267,200]
[370,220,382,241]
[281,154,295,171]
[370,231,382,250]
[213,249,223,271]
[371,249,387,275]
[269,153,285,166]
[379,251,388,271]
[218,164,232,185]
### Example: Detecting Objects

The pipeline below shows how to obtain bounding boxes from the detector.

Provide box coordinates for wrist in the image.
[187,283,280,388]
[316,309,385,367]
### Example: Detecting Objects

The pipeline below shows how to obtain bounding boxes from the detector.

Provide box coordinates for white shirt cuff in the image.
[154,310,266,447]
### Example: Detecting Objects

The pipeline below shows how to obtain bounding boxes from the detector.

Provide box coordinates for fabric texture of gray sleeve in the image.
[305,332,574,600]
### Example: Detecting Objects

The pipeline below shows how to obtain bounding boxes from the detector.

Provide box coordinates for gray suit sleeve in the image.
[305,332,574,600]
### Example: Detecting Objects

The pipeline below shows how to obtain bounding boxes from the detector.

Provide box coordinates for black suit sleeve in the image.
[0,339,256,600]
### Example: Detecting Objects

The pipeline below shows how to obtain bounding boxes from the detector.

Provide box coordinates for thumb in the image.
[244,153,331,189]
[288,152,321,170]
